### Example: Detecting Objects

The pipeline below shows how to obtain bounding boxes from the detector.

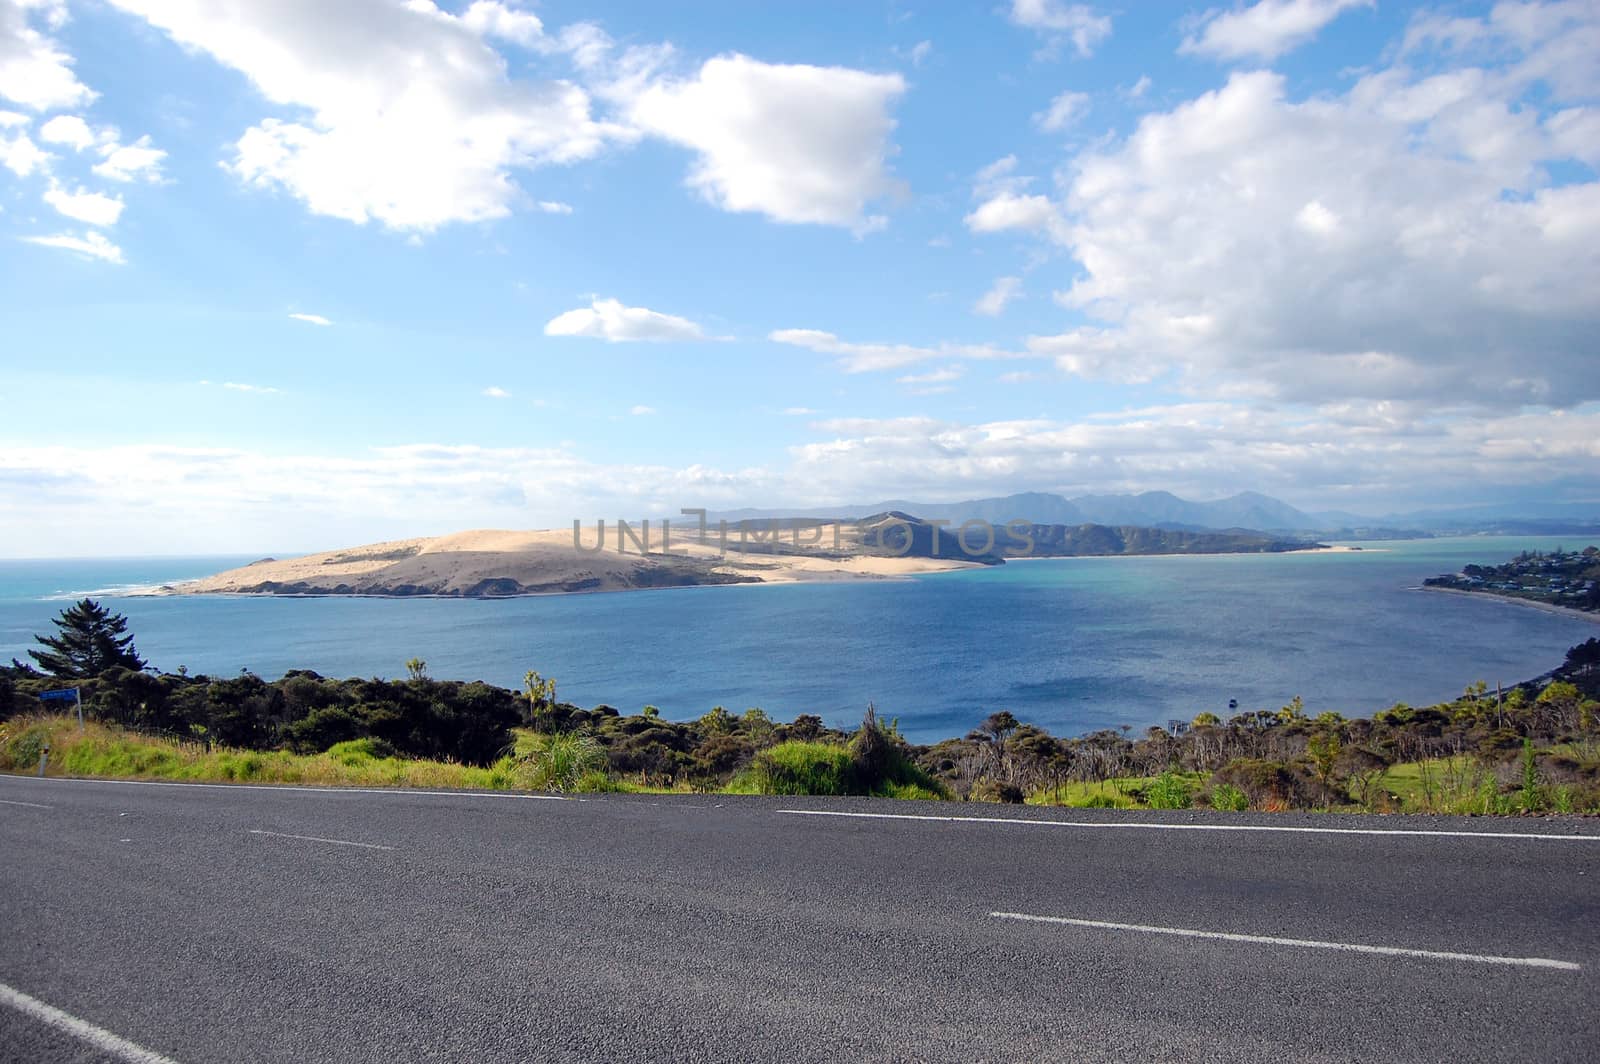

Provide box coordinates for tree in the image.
[405,657,429,682]
[29,598,146,679]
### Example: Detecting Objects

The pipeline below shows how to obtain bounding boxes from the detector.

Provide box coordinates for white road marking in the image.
[248,829,394,851]
[777,808,1600,842]
[989,912,1583,971]
[0,798,52,809]
[5,776,566,801]
[0,981,182,1063]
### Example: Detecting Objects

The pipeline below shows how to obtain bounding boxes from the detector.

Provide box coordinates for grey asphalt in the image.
[2,776,1598,1063]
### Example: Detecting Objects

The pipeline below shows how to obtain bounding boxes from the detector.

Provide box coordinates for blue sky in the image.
[1,0,1597,555]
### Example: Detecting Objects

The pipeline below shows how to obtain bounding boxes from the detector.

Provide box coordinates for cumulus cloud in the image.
[43,183,123,226]
[38,112,91,149]
[536,200,573,214]
[975,276,1023,317]
[91,134,166,182]
[1007,1,1113,59]
[770,328,1025,373]
[107,0,617,231]
[965,192,1059,236]
[1181,0,1374,62]
[1039,10,1600,406]
[0,122,47,176]
[628,54,905,230]
[20,229,123,263]
[0,0,95,111]
[545,297,707,342]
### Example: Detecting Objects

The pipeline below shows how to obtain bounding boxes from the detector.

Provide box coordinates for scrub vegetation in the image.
[4,601,1599,813]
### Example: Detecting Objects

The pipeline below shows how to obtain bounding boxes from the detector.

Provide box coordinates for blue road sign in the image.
[39,689,78,702]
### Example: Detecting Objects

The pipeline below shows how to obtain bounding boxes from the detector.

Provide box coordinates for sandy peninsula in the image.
[165,521,987,599]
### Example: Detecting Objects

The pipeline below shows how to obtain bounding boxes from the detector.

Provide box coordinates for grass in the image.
[1,716,517,788]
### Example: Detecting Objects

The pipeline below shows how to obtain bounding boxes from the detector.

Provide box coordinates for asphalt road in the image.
[3,776,1599,1063]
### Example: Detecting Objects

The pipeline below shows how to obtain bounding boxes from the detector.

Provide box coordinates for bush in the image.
[1208,783,1249,811]
[751,741,853,796]
[516,731,605,792]
[969,778,1025,803]
[1145,772,1194,810]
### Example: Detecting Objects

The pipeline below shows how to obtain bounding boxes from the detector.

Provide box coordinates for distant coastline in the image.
[1420,584,1600,625]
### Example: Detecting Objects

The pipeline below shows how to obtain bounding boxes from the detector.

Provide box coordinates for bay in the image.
[1,536,1594,742]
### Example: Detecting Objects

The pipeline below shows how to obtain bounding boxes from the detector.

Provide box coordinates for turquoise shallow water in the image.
[1,536,1594,742]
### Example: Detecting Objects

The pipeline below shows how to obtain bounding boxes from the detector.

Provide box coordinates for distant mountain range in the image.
[705,492,1600,537]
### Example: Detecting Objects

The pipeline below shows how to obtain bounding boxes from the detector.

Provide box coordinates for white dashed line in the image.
[248,829,395,851]
[990,912,1583,971]
[1,981,182,1063]
[0,798,53,809]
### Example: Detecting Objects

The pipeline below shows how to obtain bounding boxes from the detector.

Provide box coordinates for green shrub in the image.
[1146,772,1194,810]
[325,737,396,766]
[969,778,1025,803]
[1209,782,1248,811]
[516,731,604,792]
[751,741,853,796]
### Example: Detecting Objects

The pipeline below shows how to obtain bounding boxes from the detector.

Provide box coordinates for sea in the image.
[1,536,1595,742]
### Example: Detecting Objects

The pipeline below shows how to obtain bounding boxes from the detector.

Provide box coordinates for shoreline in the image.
[1418,584,1600,625]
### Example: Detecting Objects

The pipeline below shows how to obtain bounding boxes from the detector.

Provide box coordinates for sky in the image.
[1,0,1597,556]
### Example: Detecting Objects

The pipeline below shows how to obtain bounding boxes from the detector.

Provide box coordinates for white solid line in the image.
[776,808,1600,842]
[5,776,566,801]
[248,829,394,851]
[0,798,53,809]
[989,912,1583,971]
[0,981,182,1063]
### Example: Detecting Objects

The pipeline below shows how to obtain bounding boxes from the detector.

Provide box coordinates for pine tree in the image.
[29,598,147,679]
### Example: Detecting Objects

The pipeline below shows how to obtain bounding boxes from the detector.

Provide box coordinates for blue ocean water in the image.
[1,537,1594,742]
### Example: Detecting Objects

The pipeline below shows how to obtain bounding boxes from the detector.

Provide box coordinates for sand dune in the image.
[167,522,986,598]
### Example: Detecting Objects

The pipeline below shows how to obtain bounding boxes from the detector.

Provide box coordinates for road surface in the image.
[3,774,1598,1062]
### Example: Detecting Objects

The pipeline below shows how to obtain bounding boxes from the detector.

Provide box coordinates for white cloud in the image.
[107,0,617,231]
[43,183,123,226]
[629,404,656,416]
[545,297,706,342]
[483,386,511,399]
[20,229,123,263]
[896,366,964,395]
[91,134,166,182]
[459,1,543,48]
[1181,0,1374,62]
[38,112,91,149]
[0,0,96,111]
[1035,90,1090,131]
[1043,12,1600,406]
[628,54,906,230]
[288,312,332,326]
[1,124,47,176]
[770,328,1026,373]
[907,40,933,67]
[536,200,573,214]
[975,276,1023,317]
[965,192,1059,235]
[782,407,819,416]
[1007,1,1113,59]
[220,381,280,394]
